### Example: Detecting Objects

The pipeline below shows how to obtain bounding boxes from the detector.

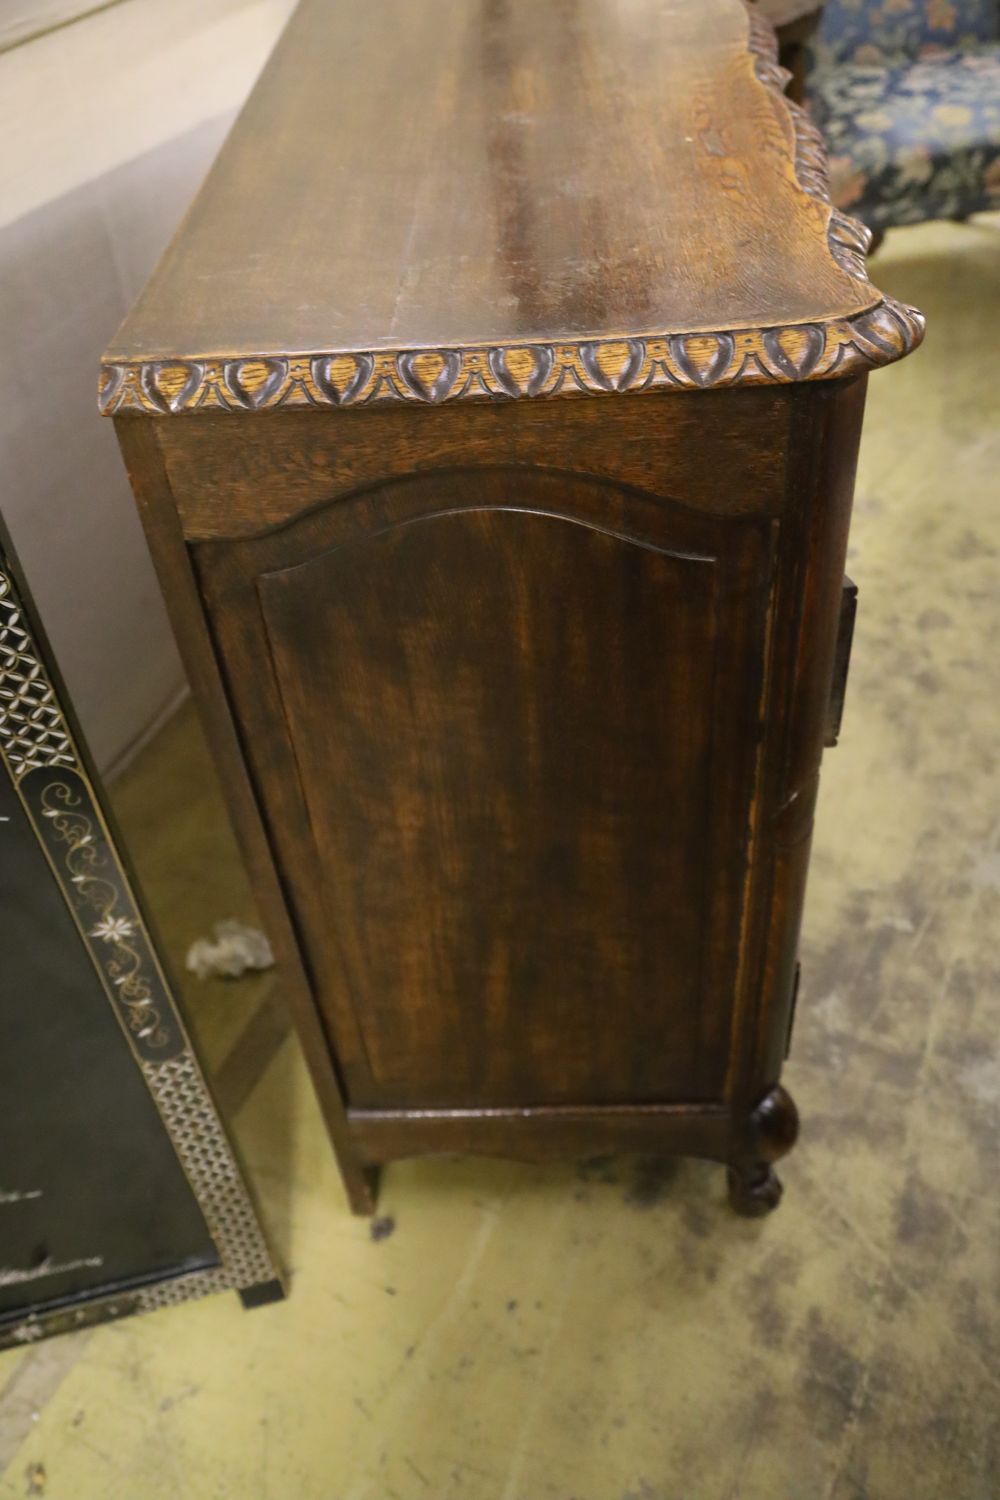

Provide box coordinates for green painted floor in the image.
[1,217,999,1498]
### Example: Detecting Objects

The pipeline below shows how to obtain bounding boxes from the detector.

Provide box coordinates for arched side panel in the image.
[196,467,776,1111]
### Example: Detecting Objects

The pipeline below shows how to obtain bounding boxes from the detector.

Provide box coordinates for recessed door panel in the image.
[198,468,774,1109]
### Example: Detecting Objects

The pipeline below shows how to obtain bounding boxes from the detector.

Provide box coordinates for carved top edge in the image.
[99,6,923,419]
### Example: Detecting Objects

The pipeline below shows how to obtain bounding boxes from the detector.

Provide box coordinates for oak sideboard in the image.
[102,0,923,1217]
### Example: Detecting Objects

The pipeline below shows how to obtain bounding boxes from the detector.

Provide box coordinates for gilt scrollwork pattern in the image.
[0,562,178,1059]
[0,554,280,1348]
[98,4,924,420]
[32,778,174,1055]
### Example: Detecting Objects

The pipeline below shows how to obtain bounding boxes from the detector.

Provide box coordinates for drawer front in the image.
[196,465,777,1111]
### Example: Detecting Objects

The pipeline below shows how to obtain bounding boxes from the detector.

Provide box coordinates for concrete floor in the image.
[1,217,999,1497]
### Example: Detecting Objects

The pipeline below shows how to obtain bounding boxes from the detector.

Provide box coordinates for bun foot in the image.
[727,1163,783,1217]
[727,1084,798,1218]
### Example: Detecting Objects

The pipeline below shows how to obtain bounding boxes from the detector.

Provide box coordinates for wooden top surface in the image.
[101,0,923,416]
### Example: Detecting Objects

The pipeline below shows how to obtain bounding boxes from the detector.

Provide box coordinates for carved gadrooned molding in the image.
[99,6,923,419]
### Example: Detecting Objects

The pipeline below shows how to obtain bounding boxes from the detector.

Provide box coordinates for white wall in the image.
[0,2,127,53]
[0,0,296,772]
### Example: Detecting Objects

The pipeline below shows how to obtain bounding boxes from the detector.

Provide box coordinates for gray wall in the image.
[1,119,232,771]
[0,0,294,771]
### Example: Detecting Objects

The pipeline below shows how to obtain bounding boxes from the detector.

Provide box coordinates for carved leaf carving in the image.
[762,325,825,381]
[580,339,645,392]
[397,350,462,403]
[668,332,736,388]
[224,358,288,410]
[310,352,375,405]
[97,3,924,420]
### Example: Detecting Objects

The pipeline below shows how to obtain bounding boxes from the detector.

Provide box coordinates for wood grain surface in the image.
[100,0,922,418]
[107,0,922,1216]
[196,467,774,1111]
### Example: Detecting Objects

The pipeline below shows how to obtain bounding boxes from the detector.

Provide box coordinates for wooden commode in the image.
[103,0,923,1216]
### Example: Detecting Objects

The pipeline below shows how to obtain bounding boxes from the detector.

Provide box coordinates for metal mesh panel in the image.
[0,571,75,777]
[143,1054,275,1290]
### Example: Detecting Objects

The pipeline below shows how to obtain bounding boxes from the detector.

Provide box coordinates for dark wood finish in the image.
[104,0,865,362]
[195,466,773,1112]
[113,422,378,1216]
[727,1085,800,1216]
[348,1104,729,1166]
[104,0,921,1219]
[98,0,921,417]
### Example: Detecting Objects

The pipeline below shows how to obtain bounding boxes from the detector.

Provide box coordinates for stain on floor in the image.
[1,217,999,1497]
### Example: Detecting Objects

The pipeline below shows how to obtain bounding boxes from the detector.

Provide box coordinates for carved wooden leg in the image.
[727,1162,784,1216]
[727,1084,799,1218]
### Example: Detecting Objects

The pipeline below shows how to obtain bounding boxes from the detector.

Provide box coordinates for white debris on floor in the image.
[185,920,274,981]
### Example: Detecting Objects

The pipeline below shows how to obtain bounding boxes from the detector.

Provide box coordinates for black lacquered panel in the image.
[0,757,218,1324]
